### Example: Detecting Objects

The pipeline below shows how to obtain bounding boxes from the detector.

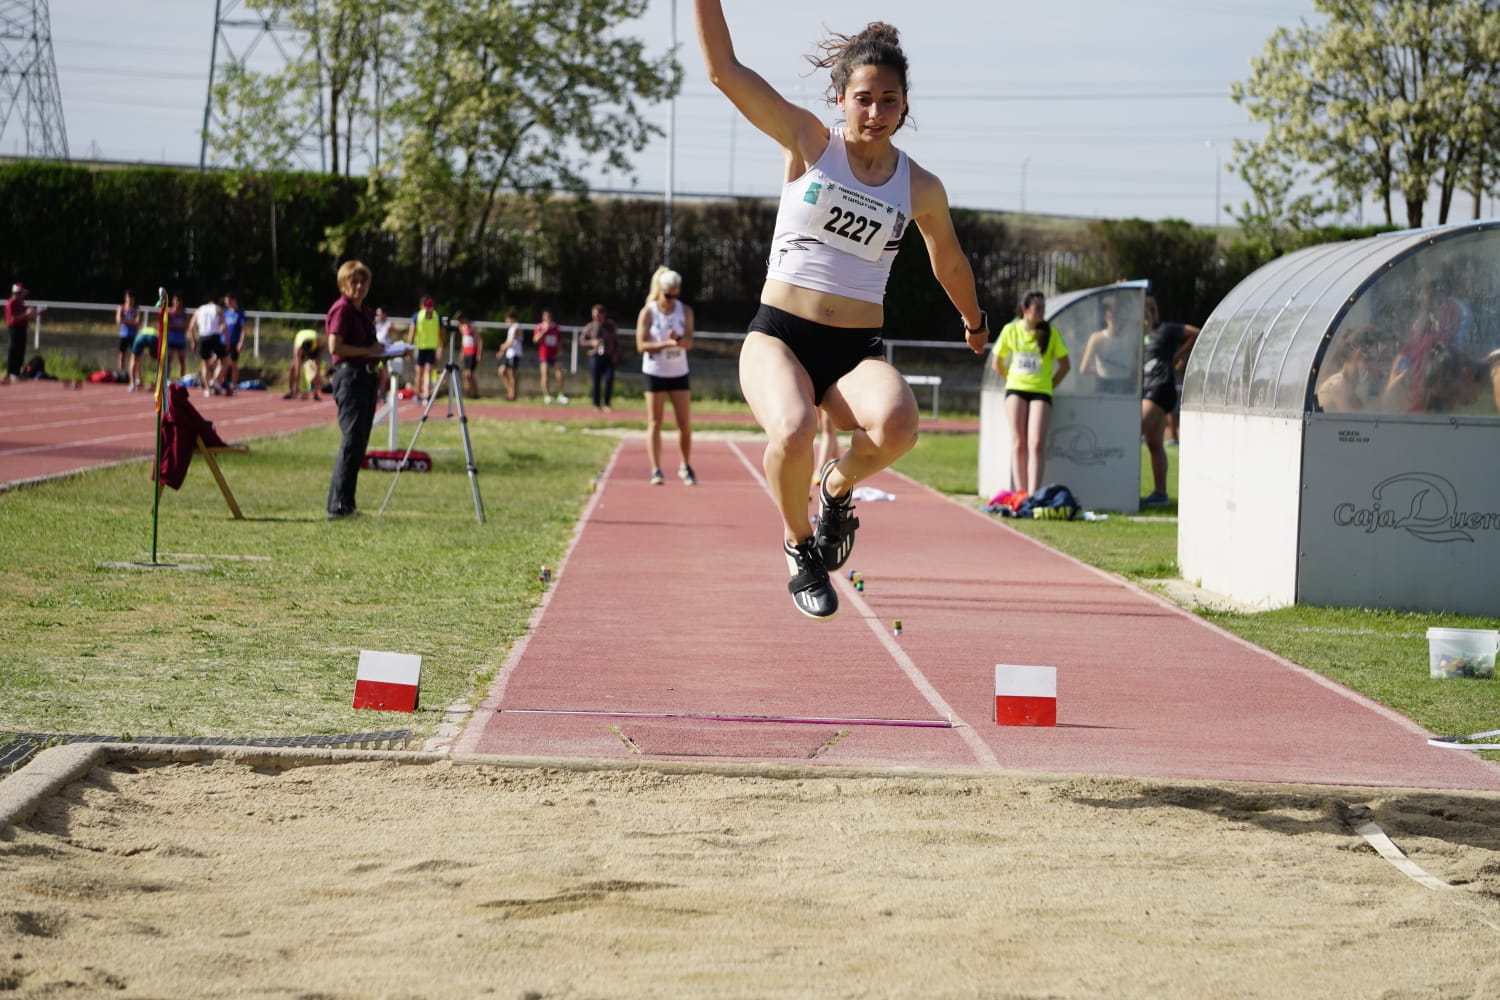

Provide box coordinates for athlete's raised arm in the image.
[695,0,825,161]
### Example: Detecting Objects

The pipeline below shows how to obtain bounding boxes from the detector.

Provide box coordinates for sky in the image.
[38,0,1361,228]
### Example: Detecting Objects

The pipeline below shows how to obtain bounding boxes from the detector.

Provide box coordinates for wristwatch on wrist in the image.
[963,310,988,336]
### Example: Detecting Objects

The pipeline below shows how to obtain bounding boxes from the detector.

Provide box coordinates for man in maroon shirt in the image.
[326,260,405,519]
[5,282,39,384]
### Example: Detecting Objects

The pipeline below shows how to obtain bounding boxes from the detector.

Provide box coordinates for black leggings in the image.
[7,325,25,377]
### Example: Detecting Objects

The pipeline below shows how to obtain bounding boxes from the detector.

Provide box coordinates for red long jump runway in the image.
[0,379,336,487]
[458,436,1500,791]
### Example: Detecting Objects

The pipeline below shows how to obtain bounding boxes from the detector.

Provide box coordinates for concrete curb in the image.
[0,743,448,831]
[7,743,1499,837]
[0,744,109,829]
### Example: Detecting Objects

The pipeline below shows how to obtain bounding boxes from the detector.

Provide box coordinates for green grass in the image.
[2,419,1496,760]
[1,419,614,741]
[893,432,1500,754]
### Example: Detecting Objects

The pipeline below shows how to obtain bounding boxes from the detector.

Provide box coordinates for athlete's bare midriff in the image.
[761,278,885,329]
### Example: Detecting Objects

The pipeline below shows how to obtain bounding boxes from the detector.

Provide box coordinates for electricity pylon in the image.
[0,0,69,159]
[200,0,324,171]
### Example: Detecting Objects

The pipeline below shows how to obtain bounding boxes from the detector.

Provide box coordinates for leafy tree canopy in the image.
[1231,0,1500,234]
[208,0,679,284]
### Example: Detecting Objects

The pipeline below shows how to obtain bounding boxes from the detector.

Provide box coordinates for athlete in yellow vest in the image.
[285,328,325,400]
[411,297,443,401]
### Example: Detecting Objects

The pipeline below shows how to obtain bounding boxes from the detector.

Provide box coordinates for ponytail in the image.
[1019,289,1049,354]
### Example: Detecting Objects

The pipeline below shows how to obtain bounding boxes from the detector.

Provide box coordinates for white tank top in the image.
[195,302,223,337]
[765,129,911,305]
[642,301,689,379]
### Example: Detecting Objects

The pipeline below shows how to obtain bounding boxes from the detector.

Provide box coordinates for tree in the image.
[209,0,678,287]
[1231,0,1500,230]
[206,0,394,177]
[1226,144,1345,257]
[1063,219,1233,324]
[380,0,677,283]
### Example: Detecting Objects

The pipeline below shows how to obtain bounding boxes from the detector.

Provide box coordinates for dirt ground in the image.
[4,755,1500,999]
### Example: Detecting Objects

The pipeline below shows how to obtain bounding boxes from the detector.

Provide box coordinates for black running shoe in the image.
[784,537,838,621]
[813,459,858,571]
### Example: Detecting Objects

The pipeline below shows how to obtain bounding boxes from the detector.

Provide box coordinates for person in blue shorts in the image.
[164,295,189,381]
[222,294,246,393]
[129,322,159,394]
[115,290,141,378]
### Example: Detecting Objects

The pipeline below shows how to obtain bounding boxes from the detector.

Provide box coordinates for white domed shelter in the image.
[1179,220,1500,615]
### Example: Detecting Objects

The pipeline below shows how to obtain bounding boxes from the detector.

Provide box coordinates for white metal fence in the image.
[22,300,986,413]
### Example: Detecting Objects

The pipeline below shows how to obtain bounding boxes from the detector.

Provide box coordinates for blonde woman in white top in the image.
[697,1,989,620]
[636,267,697,486]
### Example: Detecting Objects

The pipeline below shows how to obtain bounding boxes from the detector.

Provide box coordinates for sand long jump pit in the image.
[3,743,1500,998]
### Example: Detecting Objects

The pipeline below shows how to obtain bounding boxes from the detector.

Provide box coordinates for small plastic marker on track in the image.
[994,664,1057,727]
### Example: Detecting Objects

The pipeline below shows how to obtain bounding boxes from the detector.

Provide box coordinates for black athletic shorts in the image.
[1143,379,1178,412]
[1005,388,1053,405]
[644,373,690,393]
[748,303,884,405]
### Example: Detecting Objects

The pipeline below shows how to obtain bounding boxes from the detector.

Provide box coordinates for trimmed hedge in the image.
[2,161,1082,333]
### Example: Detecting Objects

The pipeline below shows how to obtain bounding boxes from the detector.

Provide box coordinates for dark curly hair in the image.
[807,22,911,132]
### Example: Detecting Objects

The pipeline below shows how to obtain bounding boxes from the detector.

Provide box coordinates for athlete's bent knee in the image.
[761,409,818,449]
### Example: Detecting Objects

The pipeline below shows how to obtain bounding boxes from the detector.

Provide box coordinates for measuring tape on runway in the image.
[1355,822,1453,891]
[1427,728,1500,751]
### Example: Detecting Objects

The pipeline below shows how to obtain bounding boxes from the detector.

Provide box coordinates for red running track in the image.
[0,378,973,490]
[7,381,1496,790]
[455,436,1500,791]
[0,378,338,486]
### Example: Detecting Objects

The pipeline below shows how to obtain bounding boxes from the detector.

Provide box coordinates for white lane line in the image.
[446,439,623,755]
[1,428,158,457]
[1,404,320,456]
[726,439,999,768]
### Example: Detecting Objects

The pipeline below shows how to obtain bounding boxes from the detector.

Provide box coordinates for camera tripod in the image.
[378,332,485,523]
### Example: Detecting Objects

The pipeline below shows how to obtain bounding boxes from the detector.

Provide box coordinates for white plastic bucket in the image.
[1427,628,1499,679]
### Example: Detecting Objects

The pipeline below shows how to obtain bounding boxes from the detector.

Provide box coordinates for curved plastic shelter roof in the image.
[1184,219,1500,418]
[1178,219,1500,616]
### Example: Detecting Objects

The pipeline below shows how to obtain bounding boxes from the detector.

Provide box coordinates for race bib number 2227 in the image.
[805,180,899,263]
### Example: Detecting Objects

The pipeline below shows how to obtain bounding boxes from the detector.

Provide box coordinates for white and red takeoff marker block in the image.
[353,650,423,712]
[994,664,1057,727]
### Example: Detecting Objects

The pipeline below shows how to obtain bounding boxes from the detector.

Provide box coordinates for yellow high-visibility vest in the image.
[414,309,442,350]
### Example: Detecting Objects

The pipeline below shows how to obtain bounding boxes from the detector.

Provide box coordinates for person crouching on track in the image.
[286,328,325,401]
